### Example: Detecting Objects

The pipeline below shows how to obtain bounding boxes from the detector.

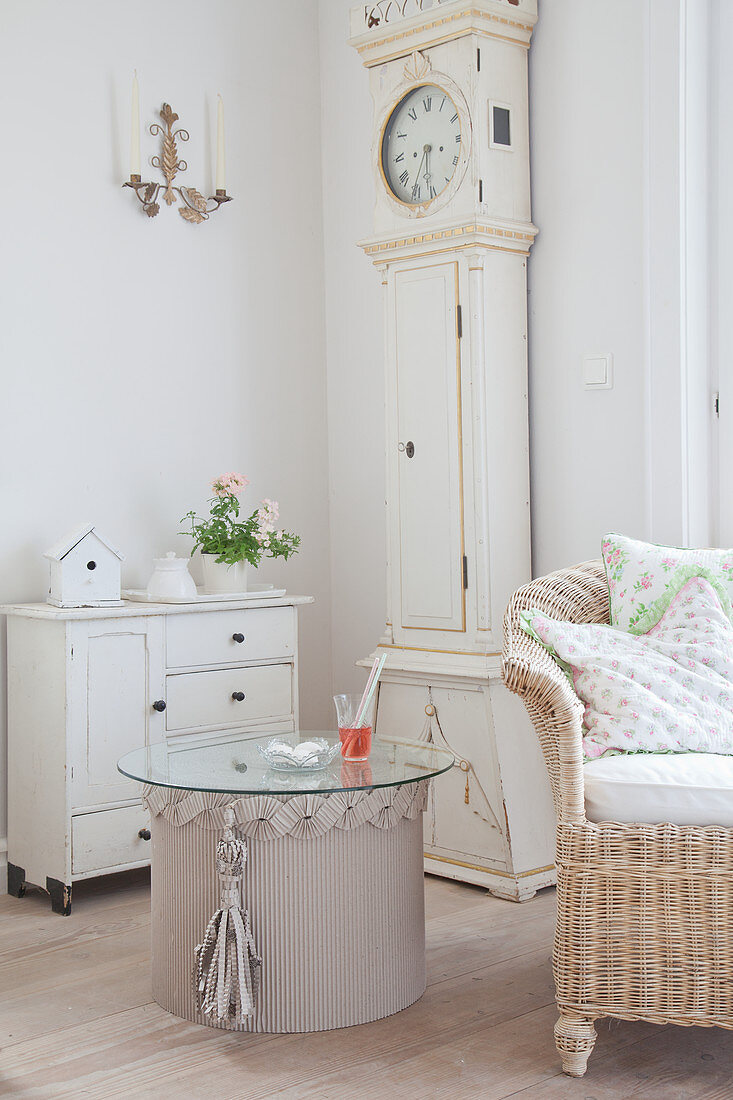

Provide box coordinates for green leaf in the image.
[179,489,300,569]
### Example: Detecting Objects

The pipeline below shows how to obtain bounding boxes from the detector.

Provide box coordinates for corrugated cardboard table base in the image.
[150,799,427,1032]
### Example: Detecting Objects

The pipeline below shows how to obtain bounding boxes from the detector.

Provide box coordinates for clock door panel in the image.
[394,262,465,632]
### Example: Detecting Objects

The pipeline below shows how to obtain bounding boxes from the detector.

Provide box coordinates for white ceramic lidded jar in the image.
[147,552,197,600]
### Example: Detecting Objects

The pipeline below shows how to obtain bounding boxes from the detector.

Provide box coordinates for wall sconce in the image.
[124,78,231,224]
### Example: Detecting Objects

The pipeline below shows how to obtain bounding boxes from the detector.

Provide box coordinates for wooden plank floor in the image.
[1,872,732,1099]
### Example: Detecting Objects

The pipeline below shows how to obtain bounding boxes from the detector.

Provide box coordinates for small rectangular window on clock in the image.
[490,103,512,150]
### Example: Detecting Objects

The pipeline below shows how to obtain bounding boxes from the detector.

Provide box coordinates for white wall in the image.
[0,0,332,853]
[527,0,648,574]
[319,0,386,697]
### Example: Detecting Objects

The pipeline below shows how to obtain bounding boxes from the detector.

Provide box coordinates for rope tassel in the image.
[194,806,261,1026]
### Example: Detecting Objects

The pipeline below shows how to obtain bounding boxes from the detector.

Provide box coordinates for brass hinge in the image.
[715,391,720,418]
[462,555,468,589]
[457,304,463,339]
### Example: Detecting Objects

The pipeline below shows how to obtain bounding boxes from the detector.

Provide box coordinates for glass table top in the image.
[118,732,455,796]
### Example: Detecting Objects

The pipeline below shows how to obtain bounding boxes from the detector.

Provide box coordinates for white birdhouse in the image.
[44,523,125,608]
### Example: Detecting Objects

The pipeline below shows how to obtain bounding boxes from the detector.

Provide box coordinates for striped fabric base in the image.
[149,785,429,1033]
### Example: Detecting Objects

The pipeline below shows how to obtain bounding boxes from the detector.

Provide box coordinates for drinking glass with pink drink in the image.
[333,693,376,762]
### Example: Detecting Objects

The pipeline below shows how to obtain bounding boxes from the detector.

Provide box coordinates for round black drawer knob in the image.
[232,691,245,702]
[138,827,151,841]
[152,699,166,712]
[232,633,245,643]
[87,560,97,571]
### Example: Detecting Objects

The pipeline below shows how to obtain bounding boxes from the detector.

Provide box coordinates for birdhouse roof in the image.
[43,522,126,562]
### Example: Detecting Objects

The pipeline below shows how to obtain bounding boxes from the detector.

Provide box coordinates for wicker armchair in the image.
[502,559,733,1077]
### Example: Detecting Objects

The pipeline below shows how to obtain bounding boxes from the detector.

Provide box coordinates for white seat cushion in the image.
[584,752,733,827]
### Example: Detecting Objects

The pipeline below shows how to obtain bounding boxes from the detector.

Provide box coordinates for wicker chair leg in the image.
[554,1014,597,1077]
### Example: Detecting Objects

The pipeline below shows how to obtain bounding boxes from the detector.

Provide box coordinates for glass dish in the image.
[256,736,341,772]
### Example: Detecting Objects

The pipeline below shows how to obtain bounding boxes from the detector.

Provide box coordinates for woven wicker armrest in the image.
[502,560,610,824]
[504,559,733,1078]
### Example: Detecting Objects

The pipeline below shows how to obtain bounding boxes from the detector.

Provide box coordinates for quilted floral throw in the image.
[602,532,733,633]
[521,575,733,760]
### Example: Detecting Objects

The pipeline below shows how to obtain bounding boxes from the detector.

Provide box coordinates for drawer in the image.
[72,805,151,876]
[166,607,295,669]
[165,663,293,732]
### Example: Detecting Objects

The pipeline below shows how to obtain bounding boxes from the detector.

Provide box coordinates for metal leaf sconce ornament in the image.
[124,103,232,224]
[153,103,185,208]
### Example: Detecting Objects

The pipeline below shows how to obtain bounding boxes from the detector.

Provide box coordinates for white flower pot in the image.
[201,555,249,594]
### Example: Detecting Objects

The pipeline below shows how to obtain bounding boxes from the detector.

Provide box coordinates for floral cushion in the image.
[601,532,733,633]
[521,575,733,760]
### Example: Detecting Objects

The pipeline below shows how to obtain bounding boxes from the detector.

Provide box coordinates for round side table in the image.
[119,734,453,1033]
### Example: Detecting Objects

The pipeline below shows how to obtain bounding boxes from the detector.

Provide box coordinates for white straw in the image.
[354,656,379,725]
[354,654,386,728]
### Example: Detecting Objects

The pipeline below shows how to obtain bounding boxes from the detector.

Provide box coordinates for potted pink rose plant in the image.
[181,473,300,593]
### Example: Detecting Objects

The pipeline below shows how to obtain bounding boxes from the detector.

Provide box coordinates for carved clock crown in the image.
[349,0,538,60]
[402,49,430,82]
[350,0,538,252]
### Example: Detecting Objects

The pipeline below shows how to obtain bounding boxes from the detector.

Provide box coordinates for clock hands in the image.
[423,145,435,199]
[411,147,427,201]
[411,144,431,203]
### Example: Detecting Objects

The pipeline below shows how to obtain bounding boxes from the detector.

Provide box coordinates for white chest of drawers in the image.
[3,594,313,913]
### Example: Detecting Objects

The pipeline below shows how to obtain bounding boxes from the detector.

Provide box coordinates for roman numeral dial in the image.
[380,84,464,207]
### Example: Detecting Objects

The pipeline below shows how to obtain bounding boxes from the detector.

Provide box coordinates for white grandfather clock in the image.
[350,0,555,900]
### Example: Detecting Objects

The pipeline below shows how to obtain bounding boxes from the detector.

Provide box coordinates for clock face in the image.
[380,84,462,206]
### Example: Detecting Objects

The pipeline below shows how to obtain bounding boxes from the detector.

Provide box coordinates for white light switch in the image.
[582,354,613,389]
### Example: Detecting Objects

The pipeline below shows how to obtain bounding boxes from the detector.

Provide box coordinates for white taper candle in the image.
[130,71,141,177]
[215,94,226,192]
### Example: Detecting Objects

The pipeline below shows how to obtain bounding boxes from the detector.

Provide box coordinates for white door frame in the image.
[644,0,714,548]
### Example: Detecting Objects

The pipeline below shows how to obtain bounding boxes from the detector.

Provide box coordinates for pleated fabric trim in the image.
[142,780,430,837]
